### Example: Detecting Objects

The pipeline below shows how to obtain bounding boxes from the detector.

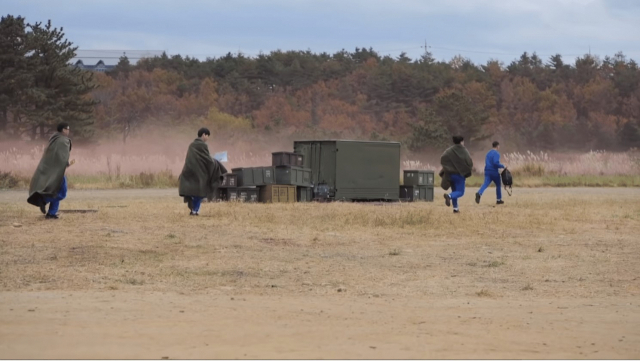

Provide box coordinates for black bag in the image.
[501,168,513,196]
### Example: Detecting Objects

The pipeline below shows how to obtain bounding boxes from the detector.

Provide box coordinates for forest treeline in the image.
[2,15,639,151]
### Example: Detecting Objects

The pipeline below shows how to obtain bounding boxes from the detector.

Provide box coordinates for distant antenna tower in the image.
[421,39,432,59]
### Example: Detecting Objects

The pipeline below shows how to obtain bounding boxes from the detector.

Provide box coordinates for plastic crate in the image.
[221,188,238,202]
[237,187,259,203]
[257,166,276,185]
[403,170,435,186]
[272,152,304,167]
[275,166,312,187]
[220,173,238,188]
[399,185,434,202]
[232,167,275,186]
[297,187,313,202]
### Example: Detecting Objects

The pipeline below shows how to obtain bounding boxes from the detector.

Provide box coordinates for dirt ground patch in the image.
[1,188,639,359]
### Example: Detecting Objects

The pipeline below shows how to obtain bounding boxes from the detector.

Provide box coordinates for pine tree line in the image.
[0,15,97,140]
[2,15,639,151]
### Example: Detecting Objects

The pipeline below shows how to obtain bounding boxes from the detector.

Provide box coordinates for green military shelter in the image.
[293,140,401,201]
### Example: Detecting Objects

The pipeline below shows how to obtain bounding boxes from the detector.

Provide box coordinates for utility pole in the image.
[421,39,432,62]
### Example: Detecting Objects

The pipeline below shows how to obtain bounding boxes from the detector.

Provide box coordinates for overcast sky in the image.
[5,0,640,65]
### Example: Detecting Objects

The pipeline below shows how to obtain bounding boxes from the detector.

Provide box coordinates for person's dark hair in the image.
[197,127,211,137]
[492,141,500,148]
[452,135,464,145]
[57,122,69,132]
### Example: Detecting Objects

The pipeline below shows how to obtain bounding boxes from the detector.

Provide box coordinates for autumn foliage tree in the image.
[2,16,640,151]
[110,48,637,150]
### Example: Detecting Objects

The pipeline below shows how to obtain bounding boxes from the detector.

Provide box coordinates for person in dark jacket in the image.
[178,128,227,216]
[27,123,75,219]
[440,135,474,213]
[476,141,506,205]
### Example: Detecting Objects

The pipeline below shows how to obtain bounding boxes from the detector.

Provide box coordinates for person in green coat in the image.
[27,123,75,219]
[439,135,474,213]
[178,128,227,216]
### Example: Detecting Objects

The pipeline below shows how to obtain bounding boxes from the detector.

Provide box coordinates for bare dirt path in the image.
[1,291,638,359]
[1,188,639,359]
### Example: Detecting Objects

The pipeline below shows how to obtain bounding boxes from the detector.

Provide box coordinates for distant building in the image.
[73,60,115,72]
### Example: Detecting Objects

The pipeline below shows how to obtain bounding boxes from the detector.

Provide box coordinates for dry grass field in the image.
[1,187,639,359]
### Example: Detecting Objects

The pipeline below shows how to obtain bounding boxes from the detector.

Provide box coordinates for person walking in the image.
[178,128,227,216]
[27,123,75,219]
[440,135,474,213]
[476,141,506,205]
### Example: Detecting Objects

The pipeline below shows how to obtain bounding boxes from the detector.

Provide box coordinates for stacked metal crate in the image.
[231,167,274,202]
[217,151,312,203]
[218,172,260,202]
[265,152,313,203]
[216,173,237,201]
[400,170,435,202]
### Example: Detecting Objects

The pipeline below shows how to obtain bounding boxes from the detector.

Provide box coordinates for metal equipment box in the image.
[220,173,238,188]
[403,170,435,186]
[221,188,238,201]
[399,185,434,202]
[297,187,313,202]
[259,185,296,203]
[237,187,259,203]
[253,166,275,185]
[272,152,304,167]
[275,166,312,187]
[293,140,401,201]
[232,167,275,186]
[212,187,225,201]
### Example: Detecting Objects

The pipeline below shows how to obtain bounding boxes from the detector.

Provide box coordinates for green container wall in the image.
[294,140,400,200]
[403,170,435,186]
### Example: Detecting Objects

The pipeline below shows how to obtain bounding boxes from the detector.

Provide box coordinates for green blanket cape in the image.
[439,144,474,190]
[178,139,227,201]
[27,133,72,207]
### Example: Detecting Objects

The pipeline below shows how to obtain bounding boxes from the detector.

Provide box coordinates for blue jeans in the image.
[449,173,466,209]
[191,196,204,213]
[478,172,502,200]
[44,176,67,215]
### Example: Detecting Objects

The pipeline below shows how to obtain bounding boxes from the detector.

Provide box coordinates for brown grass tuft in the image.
[0,188,639,300]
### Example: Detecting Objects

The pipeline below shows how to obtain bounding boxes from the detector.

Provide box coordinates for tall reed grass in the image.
[403,150,640,176]
[2,146,639,189]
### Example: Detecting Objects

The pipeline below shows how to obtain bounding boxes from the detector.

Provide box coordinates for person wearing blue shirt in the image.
[476,141,506,205]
